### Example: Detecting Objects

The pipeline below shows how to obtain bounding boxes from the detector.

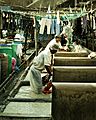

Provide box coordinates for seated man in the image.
[25,44,59,94]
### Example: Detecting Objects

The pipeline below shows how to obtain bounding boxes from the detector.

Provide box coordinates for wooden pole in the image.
[0,10,2,38]
[34,25,38,56]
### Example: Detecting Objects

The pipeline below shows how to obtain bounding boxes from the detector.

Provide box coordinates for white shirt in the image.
[2,30,7,37]
[14,34,25,41]
[14,34,21,39]
[33,49,51,71]
[45,38,62,50]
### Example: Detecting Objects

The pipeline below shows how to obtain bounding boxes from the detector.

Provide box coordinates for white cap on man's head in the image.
[54,34,61,38]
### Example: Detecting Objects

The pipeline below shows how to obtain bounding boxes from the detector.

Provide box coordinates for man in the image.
[45,35,63,50]
[25,44,59,94]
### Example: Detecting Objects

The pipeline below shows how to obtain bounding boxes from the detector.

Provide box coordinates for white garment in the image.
[14,34,21,39]
[2,30,7,37]
[39,18,51,34]
[33,17,36,27]
[47,5,52,19]
[16,44,23,59]
[24,49,52,94]
[63,25,73,38]
[29,65,42,94]
[33,49,51,70]
[57,10,60,24]
[88,52,96,59]
[45,38,62,50]
[14,34,25,41]
[93,16,96,30]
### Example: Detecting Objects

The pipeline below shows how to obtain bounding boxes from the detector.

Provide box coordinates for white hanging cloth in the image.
[57,10,60,24]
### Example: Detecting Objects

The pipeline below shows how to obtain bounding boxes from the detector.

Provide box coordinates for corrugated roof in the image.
[0,0,96,12]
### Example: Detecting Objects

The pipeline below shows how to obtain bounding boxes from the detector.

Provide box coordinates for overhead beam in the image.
[26,0,39,7]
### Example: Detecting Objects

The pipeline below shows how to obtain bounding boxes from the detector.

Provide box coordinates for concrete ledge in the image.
[53,66,96,82]
[54,57,96,66]
[52,82,96,120]
[55,52,88,57]
[0,113,52,120]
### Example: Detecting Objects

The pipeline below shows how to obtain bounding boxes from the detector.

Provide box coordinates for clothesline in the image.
[35,12,88,21]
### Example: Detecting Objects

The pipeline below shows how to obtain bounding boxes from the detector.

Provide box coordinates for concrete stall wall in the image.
[52,83,96,120]
[53,66,96,82]
[54,57,96,66]
[55,52,89,57]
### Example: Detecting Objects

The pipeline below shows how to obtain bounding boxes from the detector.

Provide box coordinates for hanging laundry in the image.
[56,10,61,35]
[93,16,96,30]
[47,5,51,18]
[57,10,60,24]
[39,18,51,34]
[16,44,23,59]
[51,19,55,34]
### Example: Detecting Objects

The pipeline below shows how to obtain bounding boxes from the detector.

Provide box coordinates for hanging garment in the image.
[57,10,60,24]
[39,18,51,34]
[51,19,55,34]
[56,11,60,35]
[16,44,23,59]
[56,21,60,35]
[93,16,96,30]
[82,15,87,32]
[51,18,61,35]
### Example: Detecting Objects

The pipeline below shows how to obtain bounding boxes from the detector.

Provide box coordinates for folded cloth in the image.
[42,81,52,94]
[42,74,52,86]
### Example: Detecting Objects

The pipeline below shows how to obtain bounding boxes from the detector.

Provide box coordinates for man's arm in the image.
[45,65,52,75]
[45,65,52,81]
